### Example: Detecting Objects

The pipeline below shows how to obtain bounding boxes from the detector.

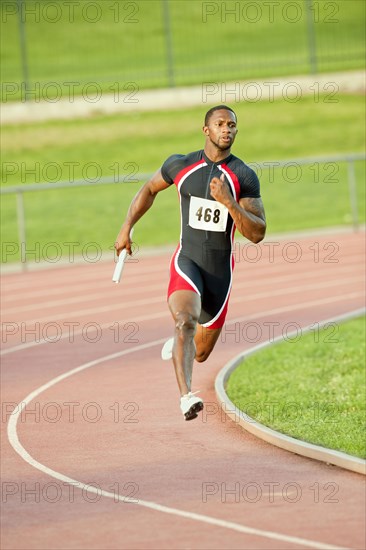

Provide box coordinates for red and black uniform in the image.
[161,149,260,329]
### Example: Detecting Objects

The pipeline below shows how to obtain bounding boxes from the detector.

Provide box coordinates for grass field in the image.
[1,93,365,263]
[1,0,365,100]
[226,315,366,459]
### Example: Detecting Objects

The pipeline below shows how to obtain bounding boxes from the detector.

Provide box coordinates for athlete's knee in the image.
[174,311,198,335]
[195,349,210,363]
[195,345,216,362]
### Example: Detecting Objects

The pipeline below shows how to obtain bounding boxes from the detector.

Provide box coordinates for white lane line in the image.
[2,273,364,328]
[0,295,163,326]
[7,339,348,550]
[229,291,365,324]
[1,291,364,356]
[231,275,364,304]
[0,312,169,355]
[1,279,165,305]
[1,264,170,304]
[3,287,165,315]
[0,260,171,292]
[2,262,363,312]
[2,246,363,295]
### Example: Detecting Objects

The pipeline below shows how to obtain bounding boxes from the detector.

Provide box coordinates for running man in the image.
[114,105,266,421]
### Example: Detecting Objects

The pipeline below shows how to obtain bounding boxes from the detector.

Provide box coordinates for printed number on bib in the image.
[189,196,229,232]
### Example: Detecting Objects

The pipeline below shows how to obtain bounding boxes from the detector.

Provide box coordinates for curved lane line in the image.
[7,339,350,550]
[1,262,359,306]
[2,291,364,356]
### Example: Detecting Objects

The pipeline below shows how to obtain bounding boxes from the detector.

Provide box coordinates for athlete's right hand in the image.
[114,226,133,256]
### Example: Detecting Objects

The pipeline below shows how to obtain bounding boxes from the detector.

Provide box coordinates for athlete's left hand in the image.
[210,173,232,206]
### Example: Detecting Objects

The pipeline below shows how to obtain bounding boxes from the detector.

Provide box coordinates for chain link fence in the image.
[1,0,365,101]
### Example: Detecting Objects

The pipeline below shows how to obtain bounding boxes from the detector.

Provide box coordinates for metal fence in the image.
[1,152,364,270]
[1,0,365,101]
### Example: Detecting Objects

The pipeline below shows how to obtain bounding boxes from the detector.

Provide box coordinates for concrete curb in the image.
[1,70,365,125]
[215,309,366,476]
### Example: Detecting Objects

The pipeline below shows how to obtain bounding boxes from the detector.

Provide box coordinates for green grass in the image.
[1,93,365,262]
[226,316,366,459]
[1,0,365,100]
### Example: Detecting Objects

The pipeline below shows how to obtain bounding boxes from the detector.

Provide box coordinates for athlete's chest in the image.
[178,163,228,200]
[178,163,233,233]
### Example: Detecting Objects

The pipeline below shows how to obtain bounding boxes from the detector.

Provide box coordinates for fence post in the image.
[347,159,359,232]
[17,0,30,101]
[305,0,317,74]
[16,191,27,271]
[162,0,175,87]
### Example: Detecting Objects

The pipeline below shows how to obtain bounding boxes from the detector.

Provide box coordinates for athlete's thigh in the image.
[198,253,232,328]
[194,324,222,362]
[168,289,201,323]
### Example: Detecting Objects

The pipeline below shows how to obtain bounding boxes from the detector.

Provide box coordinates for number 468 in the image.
[196,207,221,223]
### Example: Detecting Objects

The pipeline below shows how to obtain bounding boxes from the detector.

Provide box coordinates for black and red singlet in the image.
[161,149,261,329]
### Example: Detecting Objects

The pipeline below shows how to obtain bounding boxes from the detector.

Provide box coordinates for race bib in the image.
[188,196,229,232]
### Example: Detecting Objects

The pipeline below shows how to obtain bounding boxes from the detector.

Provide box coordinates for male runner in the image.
[114,105,266,421]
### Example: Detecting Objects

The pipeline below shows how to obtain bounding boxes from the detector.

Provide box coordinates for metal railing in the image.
[1,152,365,271]
[2,0,365,100]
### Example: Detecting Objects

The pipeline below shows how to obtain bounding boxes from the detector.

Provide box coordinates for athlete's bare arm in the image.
[210,174,266,243]
[114,169,170,255]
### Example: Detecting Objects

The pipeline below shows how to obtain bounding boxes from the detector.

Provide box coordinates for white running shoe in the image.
[180,391,204,421]
[161,337,174,360]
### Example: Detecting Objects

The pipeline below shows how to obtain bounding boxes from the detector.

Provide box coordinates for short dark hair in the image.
[204,105,237,126]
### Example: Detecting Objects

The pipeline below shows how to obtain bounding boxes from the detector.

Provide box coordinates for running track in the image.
[1,230,365,550]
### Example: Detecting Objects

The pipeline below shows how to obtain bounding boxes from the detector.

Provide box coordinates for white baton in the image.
[112,228,134,283]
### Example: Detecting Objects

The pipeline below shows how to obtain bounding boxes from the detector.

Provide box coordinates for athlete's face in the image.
[203,109,238,151]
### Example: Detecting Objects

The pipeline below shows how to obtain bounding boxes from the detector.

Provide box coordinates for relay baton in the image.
[112,228,134,284]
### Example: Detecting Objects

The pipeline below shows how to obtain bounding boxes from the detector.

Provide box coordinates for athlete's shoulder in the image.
[225,154,261,198]
[225,154,254,175]
[161,150,203,184]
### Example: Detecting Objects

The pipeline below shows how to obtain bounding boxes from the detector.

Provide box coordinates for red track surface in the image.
[1,230,365,550]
